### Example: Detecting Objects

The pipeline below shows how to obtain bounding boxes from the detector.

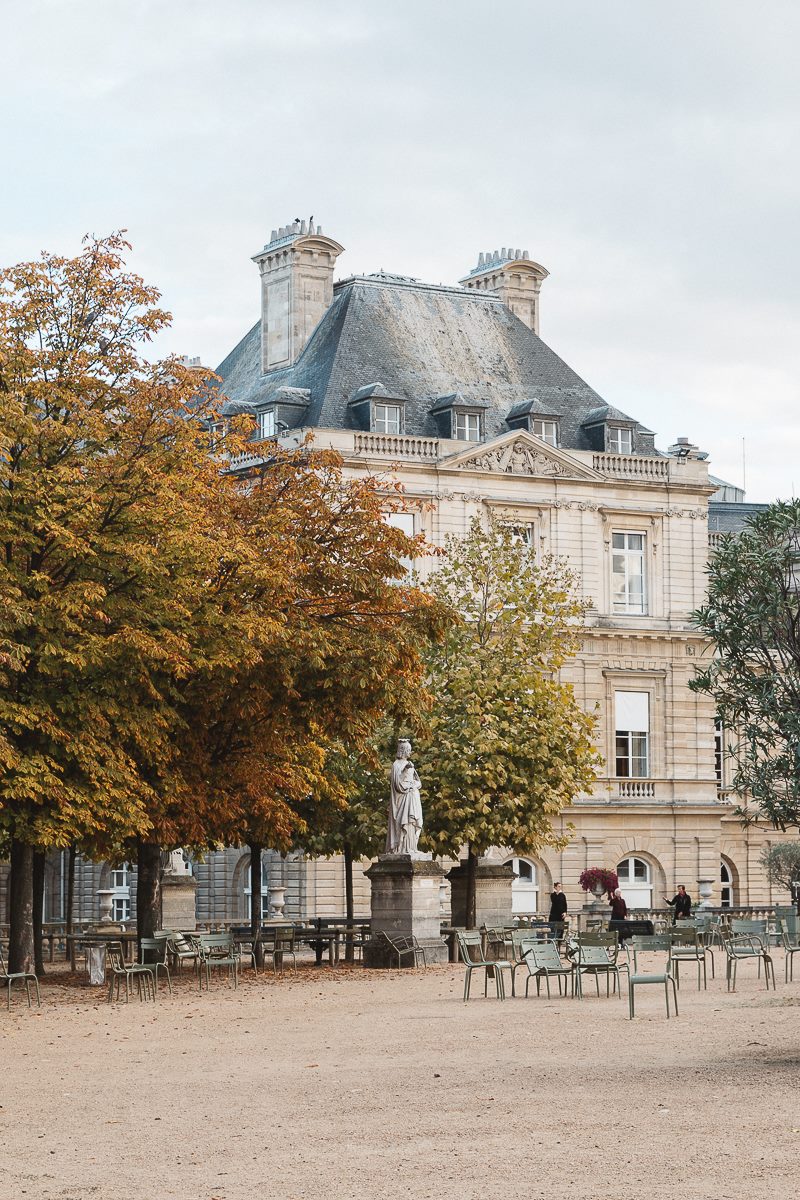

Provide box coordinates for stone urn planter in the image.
[269,886,287,919]
[97,889,115,925]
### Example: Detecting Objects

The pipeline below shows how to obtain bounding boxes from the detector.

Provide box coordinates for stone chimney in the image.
[252,218,344,373]
[459,248,549,334]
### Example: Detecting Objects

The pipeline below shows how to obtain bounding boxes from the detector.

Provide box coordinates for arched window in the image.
[243,856,270,920]
[505,857,539,915]
[616,856,652,909]
[720,859,734,908]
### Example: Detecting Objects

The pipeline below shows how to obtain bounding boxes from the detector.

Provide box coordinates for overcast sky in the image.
[4,0,799,501]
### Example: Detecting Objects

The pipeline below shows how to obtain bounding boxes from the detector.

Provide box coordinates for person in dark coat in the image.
[609,888,630,945]
[548,882,568,938]
[609,888,628,921]
[665,885,692,923]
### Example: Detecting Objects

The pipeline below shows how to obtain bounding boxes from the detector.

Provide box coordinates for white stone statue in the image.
[386,739,424,855]
[164,849,190,876]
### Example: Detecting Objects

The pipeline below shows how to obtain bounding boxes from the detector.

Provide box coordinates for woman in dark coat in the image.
[548,882,568,938]
[609,888,628,921]
[609,888,630,945]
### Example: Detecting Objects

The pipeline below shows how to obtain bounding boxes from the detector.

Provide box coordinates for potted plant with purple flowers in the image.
[579,867,619,902]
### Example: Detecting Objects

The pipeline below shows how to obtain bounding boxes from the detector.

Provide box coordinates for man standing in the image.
[548,882,568,938]
[664,884,692,923]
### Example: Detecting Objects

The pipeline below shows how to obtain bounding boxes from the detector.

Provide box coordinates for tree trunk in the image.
[466,844,478,930]
[33,851,45,976]
[136,840,162,945]
[66,844,77,972]
[249,842,264,969]
[65,845,76,936]
[343,841,354,964]
[8,840,34,974]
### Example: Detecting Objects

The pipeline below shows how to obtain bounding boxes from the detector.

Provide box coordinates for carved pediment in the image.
[441,431,602,481]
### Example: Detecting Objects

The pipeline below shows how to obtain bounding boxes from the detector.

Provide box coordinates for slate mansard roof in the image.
[215,273,657,455]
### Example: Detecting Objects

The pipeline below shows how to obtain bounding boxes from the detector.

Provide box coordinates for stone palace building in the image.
[4,219,792,927]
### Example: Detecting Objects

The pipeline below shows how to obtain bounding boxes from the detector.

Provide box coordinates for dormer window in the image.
[506,400,559,443]
[532,418,559,447]
[453,411,481,442]
[373,403,403,435]
[348,384,407,434]
[209,420,227,449]
[430,393,486,441]
[257,409,276,439]
[607,426,633,454]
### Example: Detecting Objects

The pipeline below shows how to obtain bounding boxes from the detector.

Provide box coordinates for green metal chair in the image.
[521,941,575,999]
[106,940,155,1004]
[669,926,708,990]
[139,937,172,995]
[165,930,202,978]
[774,907,798,947]
[194,933,239,991]
[778,920,800,982]
[456,931,512,1001]
[381,932,428,969]
[625,935,678,1019]
[0,944,41,1011]
[720,928,776,992]
[509,931,538,996]
[691,914,717,976]
[567,937,622,1000]
[271,926,298,976]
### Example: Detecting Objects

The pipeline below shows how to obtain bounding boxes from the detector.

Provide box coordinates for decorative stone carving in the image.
[462,442,569,477]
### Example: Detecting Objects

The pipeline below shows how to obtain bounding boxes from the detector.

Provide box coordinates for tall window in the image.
[384,511,415,575]
[453,411,481,442]
[507,522,535,551]
[110,864,131,922]
[608,426,633,454]
[714,718,724,788]
[244,857,271,920]
[532,419,558,447]
[258,409,276,439]
[373,403,402,435]
[720,859,733,907]
[504,857,539,915]
[612,531,646,614]
[615,691,649,777]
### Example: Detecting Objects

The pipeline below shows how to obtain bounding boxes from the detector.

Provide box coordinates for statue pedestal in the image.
[161,873,197,931]
[447,859,514,929]
[364,856,448,967]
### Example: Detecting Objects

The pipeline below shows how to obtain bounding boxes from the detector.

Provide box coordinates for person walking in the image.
[664,884,692,923]
[548,882,568,939]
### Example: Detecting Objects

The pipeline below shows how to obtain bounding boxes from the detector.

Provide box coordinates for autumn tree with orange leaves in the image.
[0,235,447,970]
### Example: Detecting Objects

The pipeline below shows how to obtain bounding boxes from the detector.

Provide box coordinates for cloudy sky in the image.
[4,0,799,501]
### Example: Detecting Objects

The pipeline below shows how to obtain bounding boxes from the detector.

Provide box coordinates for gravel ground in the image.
[1,954,798,1200]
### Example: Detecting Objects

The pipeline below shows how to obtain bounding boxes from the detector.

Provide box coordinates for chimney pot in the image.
[253,218,343,372]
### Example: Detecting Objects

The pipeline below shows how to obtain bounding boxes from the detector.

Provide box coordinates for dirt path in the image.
[1,959,798,1199]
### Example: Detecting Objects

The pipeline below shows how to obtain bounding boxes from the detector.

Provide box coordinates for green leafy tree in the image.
[415,517,600,926]
[759,842,800,903]
[293,739,391,960]
[691,500,800,830]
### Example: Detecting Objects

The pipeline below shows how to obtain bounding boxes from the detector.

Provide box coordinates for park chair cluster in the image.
[455,911,797,1018]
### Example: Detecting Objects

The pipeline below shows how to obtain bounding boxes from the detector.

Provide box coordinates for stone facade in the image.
[3,222,793,929]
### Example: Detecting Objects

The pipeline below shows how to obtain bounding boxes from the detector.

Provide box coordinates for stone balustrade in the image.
[353,432,439,459]
[592,453,672,480]
[617,779,656,799]
[510,904,790,933]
